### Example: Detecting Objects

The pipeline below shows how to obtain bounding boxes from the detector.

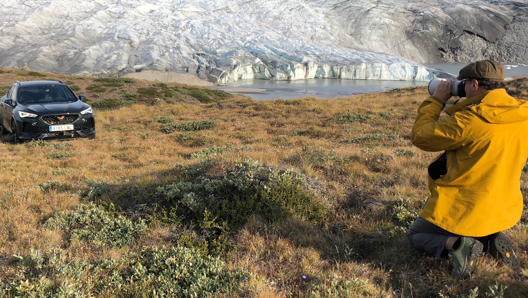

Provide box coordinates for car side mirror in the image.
[79,94,86,101]
[4,99,14,106]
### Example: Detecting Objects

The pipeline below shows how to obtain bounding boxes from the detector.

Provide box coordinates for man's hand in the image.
[433,80,453,103]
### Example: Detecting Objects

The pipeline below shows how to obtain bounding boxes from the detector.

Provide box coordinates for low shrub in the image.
[82,180,111,201]
[190,144,253,159]
[187,88,213,103]
[95,77,133,87]
[155,158,327,231]
[184,87,233,103]
[161,120,218,133]
[46,151,72,159]
[337,113,371,124]
[394,149,415,156]
[175,132,209,147]
[26,71,47,77]
[3,245,246,297]
[0,86,10,95]
[156,116,174,124]
[69,85,81,92]
[92,97,137,110]
[137,87,160,98]
[44,203,147,248]
[25,140,49,147]
[39,180,69,193]
[340,133,400,144]
[284,146,344,167]
[86,84,107,93]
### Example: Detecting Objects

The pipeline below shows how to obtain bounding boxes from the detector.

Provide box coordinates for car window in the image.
[17,85,77,104]
[6,85,16,99]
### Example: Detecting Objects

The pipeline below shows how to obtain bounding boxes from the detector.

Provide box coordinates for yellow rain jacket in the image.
[412,89,528,237]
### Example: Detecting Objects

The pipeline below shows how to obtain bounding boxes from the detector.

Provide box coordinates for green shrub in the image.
[44,203,147,248]
[0,86,11,95]
[92,97,137,110]
[25,140,49,147]
[82,180,111,201]
[95,77,133,87]
[46,151,72,159]
[179,87,232,103]
[86,84,107,93]
[190,144,253,159]
[175,132,208,147]
[3,245,246,297]
[394,149,415,156]
[340,133,400,144]
[137,87,160,98]
[284,146,344,167]
[39,180,69,193]
[69,85,81,92]
[156,116,174,124]
[122,92,138,101]
[187,88,213,103]
[27,71,47,77]
[337,113,371,124]
[309,274,369,297]
[161,120,218,133]
[52,142,73,149]
[155,158,327,231]
[205,88,233,101]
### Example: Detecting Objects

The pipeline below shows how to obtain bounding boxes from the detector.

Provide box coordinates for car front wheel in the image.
[11,119,19,144]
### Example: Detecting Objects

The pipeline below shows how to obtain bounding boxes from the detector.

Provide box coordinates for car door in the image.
[1,84,17,131]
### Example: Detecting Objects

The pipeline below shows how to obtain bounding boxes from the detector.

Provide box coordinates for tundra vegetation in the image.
[0,68,528,297]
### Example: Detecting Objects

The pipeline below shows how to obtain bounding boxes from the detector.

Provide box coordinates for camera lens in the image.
[428,78,466,97]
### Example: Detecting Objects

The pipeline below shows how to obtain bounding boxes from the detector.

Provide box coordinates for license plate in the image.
[49,124,74,132]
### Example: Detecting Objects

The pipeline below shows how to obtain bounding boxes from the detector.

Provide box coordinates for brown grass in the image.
[1,68,528,297]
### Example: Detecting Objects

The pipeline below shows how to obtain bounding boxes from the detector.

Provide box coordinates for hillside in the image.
[0,70,528,297]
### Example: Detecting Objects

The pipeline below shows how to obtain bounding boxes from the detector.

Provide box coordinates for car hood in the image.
[19,100,89,115]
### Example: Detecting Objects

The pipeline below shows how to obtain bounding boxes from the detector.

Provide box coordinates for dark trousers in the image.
[407,217,459,259]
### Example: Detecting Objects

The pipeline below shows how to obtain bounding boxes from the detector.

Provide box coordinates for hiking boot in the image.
[488,232,520,270]
[449,237,483,279]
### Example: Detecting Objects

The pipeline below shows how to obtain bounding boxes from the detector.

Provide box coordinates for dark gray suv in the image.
[0,80,95,143]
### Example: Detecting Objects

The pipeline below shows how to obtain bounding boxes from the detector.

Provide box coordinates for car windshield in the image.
[17,85,77,104]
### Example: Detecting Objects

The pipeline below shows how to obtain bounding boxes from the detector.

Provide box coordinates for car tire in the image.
[88,133,96,140]
[11,119,19,144]
[0,115,7,135]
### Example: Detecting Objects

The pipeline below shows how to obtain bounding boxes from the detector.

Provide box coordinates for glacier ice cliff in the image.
[0,0,525,83]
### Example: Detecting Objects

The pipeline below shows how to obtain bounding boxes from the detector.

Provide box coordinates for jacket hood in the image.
[469,89,528,124]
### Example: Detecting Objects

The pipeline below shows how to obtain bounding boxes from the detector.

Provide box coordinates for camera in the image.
[428,78,466,97]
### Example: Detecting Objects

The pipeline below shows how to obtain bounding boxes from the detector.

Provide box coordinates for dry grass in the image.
[1,68,528,297]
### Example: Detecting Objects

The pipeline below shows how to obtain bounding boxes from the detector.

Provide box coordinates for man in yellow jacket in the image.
[407,60,528,278]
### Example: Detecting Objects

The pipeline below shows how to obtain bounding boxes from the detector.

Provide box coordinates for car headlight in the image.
[19,111,38,118]
[80,107,93,115]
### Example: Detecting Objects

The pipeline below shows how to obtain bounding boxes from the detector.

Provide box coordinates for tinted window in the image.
[17,85,77,104]
[6,85,16,99]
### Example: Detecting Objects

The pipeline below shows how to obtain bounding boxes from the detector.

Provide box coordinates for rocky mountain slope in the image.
[0,0,526,83]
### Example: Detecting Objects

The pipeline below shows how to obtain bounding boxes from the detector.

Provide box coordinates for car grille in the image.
[42,115,79,125]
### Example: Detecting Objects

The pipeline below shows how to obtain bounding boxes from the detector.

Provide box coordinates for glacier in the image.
[1,0,525,83]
